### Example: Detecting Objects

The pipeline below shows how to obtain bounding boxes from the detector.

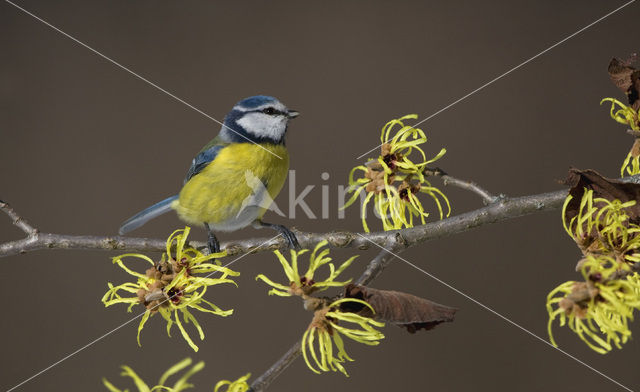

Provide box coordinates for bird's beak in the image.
[287,110,300,119]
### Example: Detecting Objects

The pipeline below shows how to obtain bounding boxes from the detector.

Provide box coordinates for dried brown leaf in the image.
[564,168,640,225]
[342,284,457,333]
[608,56,640,110]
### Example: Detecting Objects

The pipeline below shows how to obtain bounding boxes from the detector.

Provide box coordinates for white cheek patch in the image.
[237,112,286,141]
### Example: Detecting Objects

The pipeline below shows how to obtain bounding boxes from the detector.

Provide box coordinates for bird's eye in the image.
[262,107,277,115]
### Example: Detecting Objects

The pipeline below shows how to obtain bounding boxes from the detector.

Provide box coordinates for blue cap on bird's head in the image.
[235,95,277,109]
[219,95,299,145]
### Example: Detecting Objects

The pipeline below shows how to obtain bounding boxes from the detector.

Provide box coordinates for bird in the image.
[118,95,300,253]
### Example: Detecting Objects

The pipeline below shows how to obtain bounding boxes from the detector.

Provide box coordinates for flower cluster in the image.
[344,114,450,232]
[103,357,204,392]
[302,298,385,376]
[546,190,640,353]
[102,227,239,351]
[257,241,384,375]
[214,373,251,392]
[601,98,640,176]
[256,240,357,297]
[602,97,640,131]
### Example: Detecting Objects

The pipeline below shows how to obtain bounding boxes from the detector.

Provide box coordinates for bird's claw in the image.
[255,220,300,250]
[204,223,221,254]
[278,225,300,250]
[207,235,220,254]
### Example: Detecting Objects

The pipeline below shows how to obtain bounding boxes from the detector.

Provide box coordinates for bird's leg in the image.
[253,219,300,250]
[203,223,220,254]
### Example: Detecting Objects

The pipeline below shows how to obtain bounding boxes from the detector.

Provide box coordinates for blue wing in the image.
[184,144,226,184]
[119,141,226,235]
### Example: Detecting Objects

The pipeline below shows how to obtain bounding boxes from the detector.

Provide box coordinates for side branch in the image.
[424,168,498,204]
[355,245,405,286]
[248,340,302,392]
[1,200,38,236]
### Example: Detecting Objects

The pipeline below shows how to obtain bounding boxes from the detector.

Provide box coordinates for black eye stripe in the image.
[256,107,284,116]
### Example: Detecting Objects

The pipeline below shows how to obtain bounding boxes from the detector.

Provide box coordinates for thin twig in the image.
[355,245,405,286]
[0,200,38,236]
[248,341,302,392]
[424,168,499,204]
[626,129,640,138]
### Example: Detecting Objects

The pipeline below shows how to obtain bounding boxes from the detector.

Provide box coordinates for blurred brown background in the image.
[2,1,640,391]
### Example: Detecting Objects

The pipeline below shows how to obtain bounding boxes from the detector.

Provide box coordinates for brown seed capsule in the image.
[559,297,574,311]
[367,161,384,171]
[381,143,392,157]
[365,182,377,193]
[161,273,175,282]
[146,300,160,312]
[573,304,588,319]
[631,138,640,158]
[149,280,164,290]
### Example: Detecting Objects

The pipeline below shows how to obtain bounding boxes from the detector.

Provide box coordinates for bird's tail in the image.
[119,195,178,235]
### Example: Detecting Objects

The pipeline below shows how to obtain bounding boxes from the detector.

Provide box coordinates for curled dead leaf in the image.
[341,284,457,333]
[608,56,640,110]
[563,168,640,224]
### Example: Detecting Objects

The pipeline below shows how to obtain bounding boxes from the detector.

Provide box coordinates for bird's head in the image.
[219,95,299,145]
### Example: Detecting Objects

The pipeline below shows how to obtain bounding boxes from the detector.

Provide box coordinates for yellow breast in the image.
[172,143,289,227]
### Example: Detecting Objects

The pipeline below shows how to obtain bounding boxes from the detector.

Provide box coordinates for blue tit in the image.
[118,95,300,252]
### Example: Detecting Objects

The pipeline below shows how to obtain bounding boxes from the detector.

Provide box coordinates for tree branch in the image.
[1,188,567,258]
[424,168,499,204]
[0,233,170,257]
